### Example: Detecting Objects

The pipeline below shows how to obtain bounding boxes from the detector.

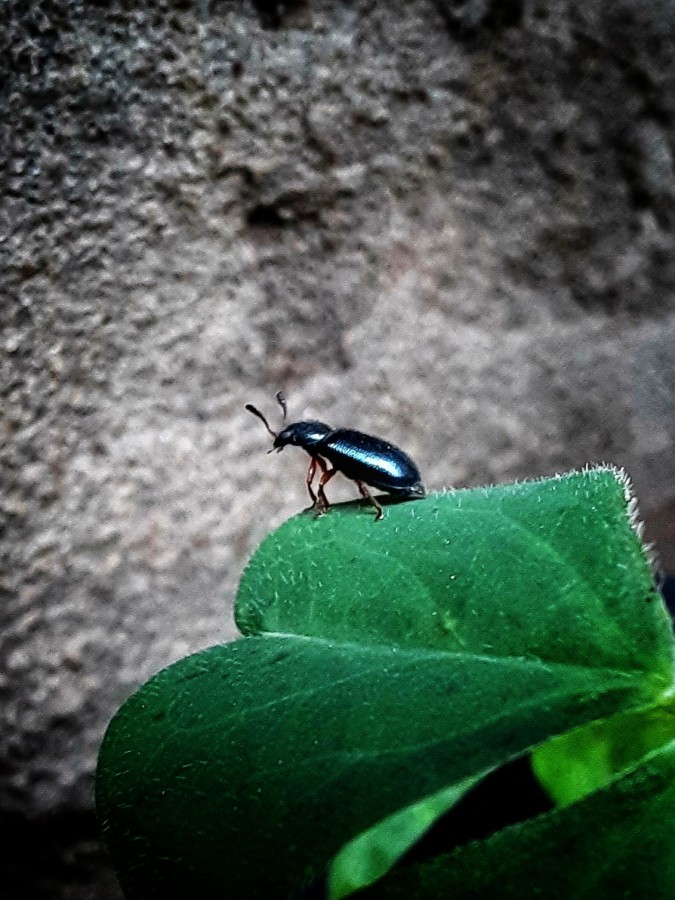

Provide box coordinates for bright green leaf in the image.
[355,740,675,899]
[532,696,675,807]
[327,774,484,900]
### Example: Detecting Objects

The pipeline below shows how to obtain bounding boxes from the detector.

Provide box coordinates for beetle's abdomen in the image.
[320,429,425,495]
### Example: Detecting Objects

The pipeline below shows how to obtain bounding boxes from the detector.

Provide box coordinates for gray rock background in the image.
[2,0,675,896]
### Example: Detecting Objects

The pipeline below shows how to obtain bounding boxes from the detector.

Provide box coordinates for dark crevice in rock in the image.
[2,811,122,900]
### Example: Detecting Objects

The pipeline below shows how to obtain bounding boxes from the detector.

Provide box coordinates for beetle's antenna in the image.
[276,390,287,422]
[245,404,277,439]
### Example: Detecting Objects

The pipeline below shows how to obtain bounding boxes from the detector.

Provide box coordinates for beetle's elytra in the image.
[245,392,425,520]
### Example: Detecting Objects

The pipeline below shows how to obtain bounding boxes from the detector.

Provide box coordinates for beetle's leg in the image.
[306,456,328,510]
[356,480,384,521]
[305,456,318,506]
[316,467,337,514]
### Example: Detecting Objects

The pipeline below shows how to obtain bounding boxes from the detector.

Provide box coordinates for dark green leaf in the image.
[97,468,675,899]
[97,635,661,899]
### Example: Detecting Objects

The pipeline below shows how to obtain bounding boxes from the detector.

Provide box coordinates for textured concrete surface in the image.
[2,0,675,895]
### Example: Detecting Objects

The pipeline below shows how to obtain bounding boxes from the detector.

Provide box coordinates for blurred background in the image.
[2,0,675,896]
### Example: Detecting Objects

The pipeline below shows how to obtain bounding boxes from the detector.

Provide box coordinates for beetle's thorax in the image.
[273,420,333,450]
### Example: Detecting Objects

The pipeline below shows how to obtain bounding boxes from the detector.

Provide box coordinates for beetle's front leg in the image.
[306,456,318,507]
[316,466,337,515]
[306,455,328,509]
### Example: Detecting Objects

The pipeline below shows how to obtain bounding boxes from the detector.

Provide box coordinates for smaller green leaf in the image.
[532,696,675,807]
[327,774,484,900]
[355,740,675,900]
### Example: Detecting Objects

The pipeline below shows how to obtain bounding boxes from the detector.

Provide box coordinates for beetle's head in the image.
[273,421,332,451]
[407,480,426,498]
[246,393,331,452]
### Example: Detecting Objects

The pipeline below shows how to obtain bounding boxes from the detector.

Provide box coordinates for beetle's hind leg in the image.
[356,480,384,521]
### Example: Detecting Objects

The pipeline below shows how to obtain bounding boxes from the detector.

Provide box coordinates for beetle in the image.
[245,392,425,520]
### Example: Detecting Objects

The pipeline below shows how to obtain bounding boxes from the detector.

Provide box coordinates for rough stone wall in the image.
[1,0,674,895]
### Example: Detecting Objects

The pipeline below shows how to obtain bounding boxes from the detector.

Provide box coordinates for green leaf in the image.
[327,775,484,900]
[97,636,656,899]
[97,468,675,899]
[236,467,671,679]
[353,740,675,899]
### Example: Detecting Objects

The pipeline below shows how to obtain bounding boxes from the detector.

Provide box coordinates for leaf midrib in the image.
[257,631,670,685]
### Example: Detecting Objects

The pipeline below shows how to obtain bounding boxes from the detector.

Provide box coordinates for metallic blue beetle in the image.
[246,392,425,520]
